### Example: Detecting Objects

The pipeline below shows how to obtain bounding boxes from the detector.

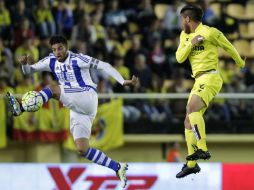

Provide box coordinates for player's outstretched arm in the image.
[85,55,139,86]
[211,28,245,68]
[95,60,135,86]
[123,75,139,86]
[20,54,51,75]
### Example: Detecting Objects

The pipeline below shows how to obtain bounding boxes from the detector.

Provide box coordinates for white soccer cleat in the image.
[116,163,128,188]
[6,92,22,116]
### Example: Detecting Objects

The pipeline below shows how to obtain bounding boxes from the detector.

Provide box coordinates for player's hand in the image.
[191,35,204,45]
[18,54,34,65]
[239,57,247,70]
[18,55,28,65]
[123,75,139,86]
[26,54,35,64]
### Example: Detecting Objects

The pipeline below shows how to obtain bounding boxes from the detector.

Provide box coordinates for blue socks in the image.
[84,147,119,172]
[39,87,53,103]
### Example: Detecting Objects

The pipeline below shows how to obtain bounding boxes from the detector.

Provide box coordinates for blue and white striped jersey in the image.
[22,51,125,89]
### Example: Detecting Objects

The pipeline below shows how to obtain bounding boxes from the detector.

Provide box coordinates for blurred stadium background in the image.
[0,0,254,189]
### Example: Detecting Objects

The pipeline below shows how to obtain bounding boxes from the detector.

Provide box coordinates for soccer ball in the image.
[21,91,43,112]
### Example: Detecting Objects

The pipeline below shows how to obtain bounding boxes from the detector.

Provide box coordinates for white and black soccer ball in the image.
[21,91,43,112]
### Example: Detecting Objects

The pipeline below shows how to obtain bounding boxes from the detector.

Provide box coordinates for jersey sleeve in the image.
[97,61,125,85]
[211,28,245,68]
[78,53,125,85]
[75,53,93,68]
[22,56,51,74]
[176,32,193,63]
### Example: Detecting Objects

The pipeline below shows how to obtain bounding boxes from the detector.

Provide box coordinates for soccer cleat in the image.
[6,92,22,116]
[186,149,211,161]
[116,163,128,188]
[176,163,201,178]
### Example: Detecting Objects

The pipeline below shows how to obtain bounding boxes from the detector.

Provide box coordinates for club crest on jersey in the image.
[55,66,60,70]
[67,65,71,70]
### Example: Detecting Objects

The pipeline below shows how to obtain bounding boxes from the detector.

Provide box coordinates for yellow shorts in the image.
[188,72,223,109]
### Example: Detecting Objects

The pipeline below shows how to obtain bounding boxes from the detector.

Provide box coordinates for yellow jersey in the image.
[176,23,245,77]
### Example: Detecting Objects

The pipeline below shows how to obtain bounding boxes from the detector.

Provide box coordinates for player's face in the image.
[181,15,191,34]
[52,43,68,62]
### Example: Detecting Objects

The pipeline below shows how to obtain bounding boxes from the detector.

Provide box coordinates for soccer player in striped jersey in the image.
[175,5,245,178]
[7,35,138,188]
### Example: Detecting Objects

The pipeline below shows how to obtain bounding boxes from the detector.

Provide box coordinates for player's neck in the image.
[190,22,201,33]
[59,52,69,62]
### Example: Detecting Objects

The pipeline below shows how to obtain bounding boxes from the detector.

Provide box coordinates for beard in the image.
[57,52,68,62]
[183,24,191,34]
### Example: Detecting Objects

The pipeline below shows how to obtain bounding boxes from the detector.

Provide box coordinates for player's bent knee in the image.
[184,116,192,129]
[78,150,88,156]
[75,138,90,155]
[186,105,193,114]
[186,105,199,114]
[77,146,90,156]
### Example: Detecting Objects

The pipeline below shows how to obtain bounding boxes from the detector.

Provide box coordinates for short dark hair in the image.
[49,35,68,46]
[180,4,203,22]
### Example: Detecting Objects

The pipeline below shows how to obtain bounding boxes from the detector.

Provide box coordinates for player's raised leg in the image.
[70,111,128,188]
[6,84,60,116]
[75,137,128,188]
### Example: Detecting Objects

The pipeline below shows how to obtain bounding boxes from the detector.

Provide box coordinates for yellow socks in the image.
[188,112,207,151]
[185,128,197,168]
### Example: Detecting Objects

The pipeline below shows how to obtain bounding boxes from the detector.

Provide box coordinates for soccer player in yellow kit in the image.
[175,5,245,178]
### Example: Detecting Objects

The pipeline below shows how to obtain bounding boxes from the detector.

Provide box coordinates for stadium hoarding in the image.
[222,163,254,190]
[0,163,222,190]
[4,163,254,190]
